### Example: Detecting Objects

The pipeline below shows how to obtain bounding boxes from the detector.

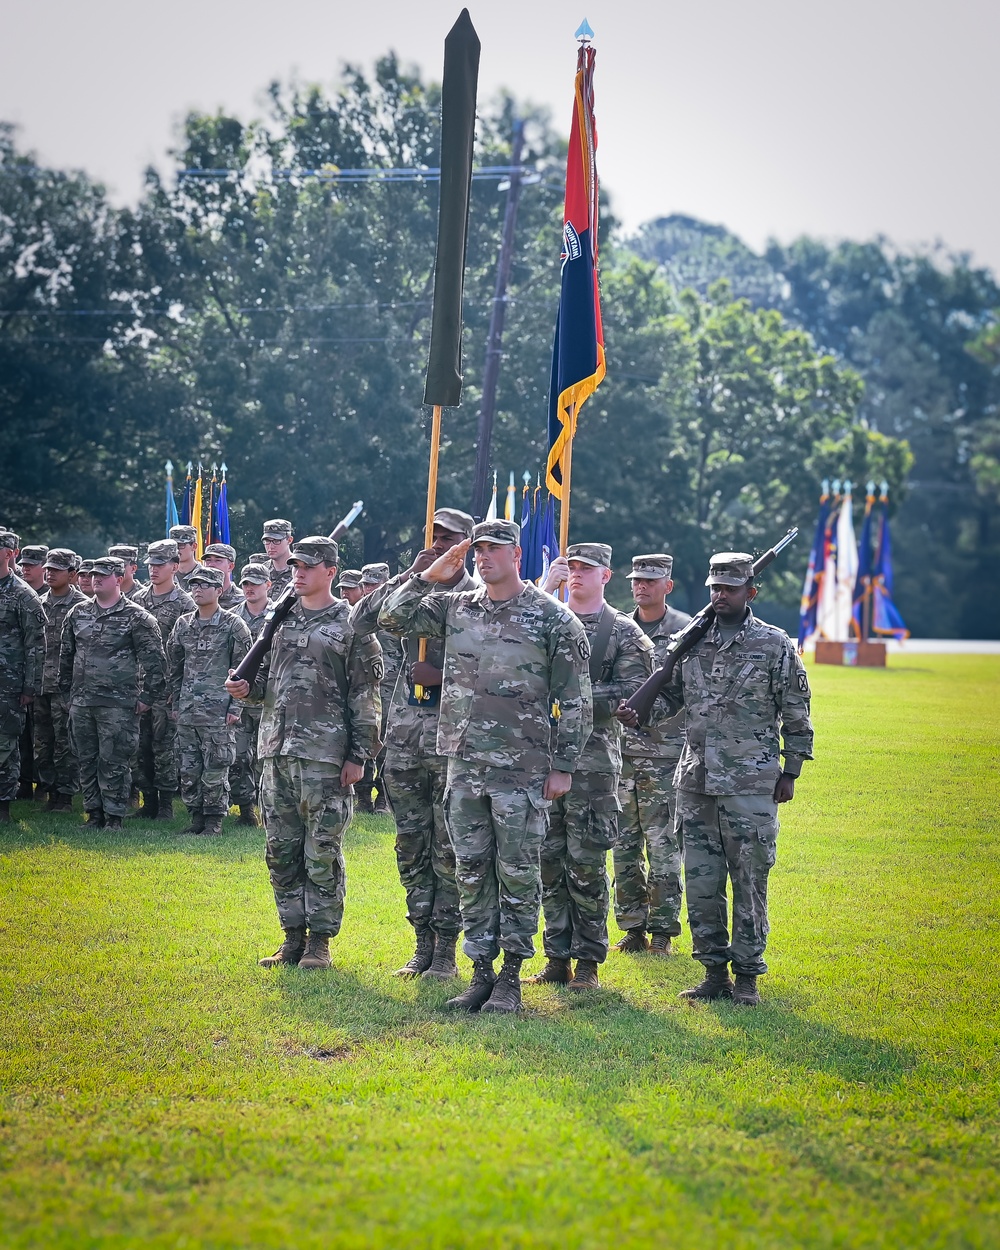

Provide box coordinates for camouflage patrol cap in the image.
[145,539,180,565]
[19,545,49,565]
[249,552,268,563]
[262,518,293,540]
[0,532,19,551]
[706,551,755,587]
[78,559,95,574]
[471,519,521,546]
[566,542,612,569]
[44,548,78,572]
[434,507,475,538]
[337,569,364,588]
[288,536,339,567]
[239,563,271,585]
[91,556,125,577]
[627,553,674,580]
[203,542,237,563]
[360,562,390,586]
[108,544,138,563]
[169,524,198,545]
[188,566,225,588]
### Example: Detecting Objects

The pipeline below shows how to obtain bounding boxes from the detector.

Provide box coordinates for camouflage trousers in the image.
[33,693,78,795]
[676,790,779,977]
[134,704,178,794]
[613,755,683,938]
[19,706,35,786]
[540,773,618,963]
[70,704,139,818]
[384,754,461,938]
[176,722,235,816]
[229,708,262,808]
[0,694,27,802]
[262,756,352,936]
[444,760,550,962]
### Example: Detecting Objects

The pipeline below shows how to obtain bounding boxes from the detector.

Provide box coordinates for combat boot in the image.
[81,808,104,828]
[355,791,374,815]
[201,814,225,837]
[567,959,600,991]
[373,789,391,815]
[237,804,260,828]
[155,792,175,821]
[444,958,496,1012]
[0,801,9,823]
[480,953,524,1014]
[258,927,307,967]
[298,932,332,970]
[393,926,435,977]
[104,815,124,831]
[44,790,58,811]
[523,957,572,985]
[16,781,34,800]
[128,790,158,819]
[649,933,674,957]
[51,794,74,813]
[180,808,205,836]
[732,974,760,1007]
[679,964,735,1001]
[422,932,459,980]
[613,929,649,953]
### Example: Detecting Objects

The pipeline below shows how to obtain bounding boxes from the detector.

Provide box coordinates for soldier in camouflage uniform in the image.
[620,552,814,1007]
[379,518,593,1015]
[337,570,364,606]
[351,507,476,980]
[229,562,273,826]
[59,556,166,829]
[169,525,206,592]
[108,545,140,598]
[261,519,294,599]
[77,560,95,598]
[357,562,402,815]
[17,546,48,593]
[35,549,86,811]
[15,546,48,800]
[202,543,245,611]
[167,567,251,836]
[131,540,196,820]
[0,532,46,822]
[226,537,382,970]
[613,554,693,956]
[527,543,654,990]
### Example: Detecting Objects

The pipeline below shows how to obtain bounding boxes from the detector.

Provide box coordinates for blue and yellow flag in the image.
[545,42,606,498]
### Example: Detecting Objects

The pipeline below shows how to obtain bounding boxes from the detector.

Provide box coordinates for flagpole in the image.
[558,403,576,553]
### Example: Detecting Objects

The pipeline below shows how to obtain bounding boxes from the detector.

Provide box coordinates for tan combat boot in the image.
[393,927,435,978]
[422,932,459,980]
[679,965,735,1001]
[237,805,260,827]
[258,928,307,967]
[444,958,496,1012]
[649,933,674,957]
[613,929,649,953]
[298,932,332,969]
[732,974,760,1006]
[179,808,204,836]
[155,792,175,821]
[523,957,572,985]
[201,814,225,837]
[480,953,524,1014]
[567,959,600,991]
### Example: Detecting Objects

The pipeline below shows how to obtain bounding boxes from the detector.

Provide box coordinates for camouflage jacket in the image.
[575,606,654,775]
[0,573,46,697]
[167,608,251,725]
[219,583,245,612]
[379,576,593,775]
[267,564,293,598]
[132,583,196,643]
[658,610,814,796]
[351,569,478,765]
[247,598,382,766]
[233,600,271,721]
[623,604,693,763]
[39,585,88,694]
[59,595,166,709]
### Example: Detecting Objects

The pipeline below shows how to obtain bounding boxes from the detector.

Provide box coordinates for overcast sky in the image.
[3,0,997,274]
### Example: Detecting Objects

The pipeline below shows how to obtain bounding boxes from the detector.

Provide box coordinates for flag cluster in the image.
[852,483,909,641]
[169,462,232,557]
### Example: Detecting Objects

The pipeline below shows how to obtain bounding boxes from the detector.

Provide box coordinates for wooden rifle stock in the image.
[623,528,799,727]
[230,501,363,687]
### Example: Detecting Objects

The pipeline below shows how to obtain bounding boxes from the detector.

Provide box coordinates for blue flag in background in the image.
[797,485,830,650]
[218,480,230,545]
[871,490,909,639]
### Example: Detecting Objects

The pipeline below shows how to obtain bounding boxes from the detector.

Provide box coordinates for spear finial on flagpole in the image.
[575,17,595,42]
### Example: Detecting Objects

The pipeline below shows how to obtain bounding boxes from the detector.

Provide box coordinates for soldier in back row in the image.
[356,562,402,815]
[229,561,273,826]
[108,545,140,598]
[14,546,48,799]
[261,519,294,598]
[35,549,87,811]
[169,525,206,592]
[0,533,46,822]
[202,543,245,611]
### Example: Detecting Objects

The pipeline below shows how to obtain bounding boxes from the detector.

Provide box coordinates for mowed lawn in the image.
[1,655,998,1250]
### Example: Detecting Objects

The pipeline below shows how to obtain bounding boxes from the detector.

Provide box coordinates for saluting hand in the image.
[407,548,437,577]
[422,538,471,584]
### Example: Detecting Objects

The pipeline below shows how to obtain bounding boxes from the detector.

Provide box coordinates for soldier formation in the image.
[1,508,813,1011]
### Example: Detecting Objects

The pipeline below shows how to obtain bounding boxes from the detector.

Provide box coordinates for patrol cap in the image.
[337,569,363,588]
[203,542,237,563]
[360,562,390,586]
[434,507,475,538]
[705,552,755,587]
[169,524,198,545]
[145,539,180,565]
[288,536,339,567]
[249,552,268,563]
[188,566,225,588]
[627,553,674,581]
[108,544,138,563]
[471,519,520,546]
[239,563,271,585]
[78,559,95,574]
[91,556,125,577]
[19,545,49,566]
[44,548,78,572]
[566,542,612,569]
[262,518,293,540]
[0,531,19,551]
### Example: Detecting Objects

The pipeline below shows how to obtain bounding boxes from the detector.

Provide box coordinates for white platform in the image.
[804,639,1000,655]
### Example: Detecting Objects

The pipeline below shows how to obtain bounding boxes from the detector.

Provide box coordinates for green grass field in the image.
[1,654,998,1249]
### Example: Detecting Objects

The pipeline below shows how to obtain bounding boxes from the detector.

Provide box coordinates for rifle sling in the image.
[588,604,617,683]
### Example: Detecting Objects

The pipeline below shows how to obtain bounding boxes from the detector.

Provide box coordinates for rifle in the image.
[621,528,799,727]
[230,500,364,686]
